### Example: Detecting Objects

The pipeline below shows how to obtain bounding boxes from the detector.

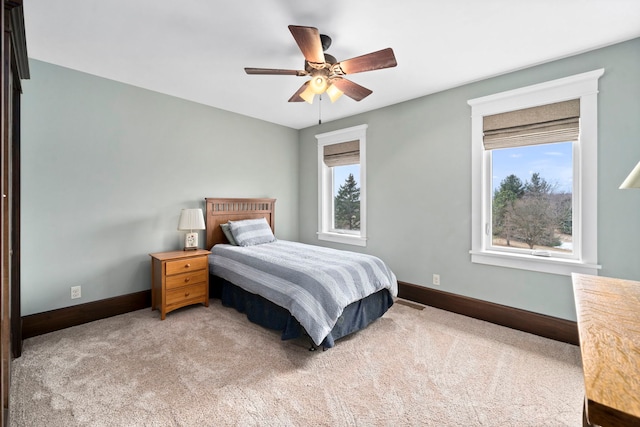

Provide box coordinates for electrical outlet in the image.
[71,286,81,299]
[432,274,440,286]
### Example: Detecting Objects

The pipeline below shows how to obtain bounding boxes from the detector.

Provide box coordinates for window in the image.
[468,70,604,275]
[316,125,367,246]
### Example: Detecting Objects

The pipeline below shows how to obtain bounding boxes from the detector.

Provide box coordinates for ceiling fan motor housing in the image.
[320,34,332,51]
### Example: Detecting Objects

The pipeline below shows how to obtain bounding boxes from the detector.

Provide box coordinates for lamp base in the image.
[183,232,199,251]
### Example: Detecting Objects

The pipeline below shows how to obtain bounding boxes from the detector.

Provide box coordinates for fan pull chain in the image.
[318,94,322,125]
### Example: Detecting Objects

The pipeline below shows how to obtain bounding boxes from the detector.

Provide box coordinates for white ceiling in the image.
[23,0,640,130]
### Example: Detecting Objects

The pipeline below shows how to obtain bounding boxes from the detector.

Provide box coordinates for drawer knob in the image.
[185,263,191,268]
[185,292,190,297]
[185,277,190,282]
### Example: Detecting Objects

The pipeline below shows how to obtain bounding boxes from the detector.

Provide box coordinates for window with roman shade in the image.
[316,124,367,247]
[468,69,603,276]
[482,99,580,150]
[323,140,360,167]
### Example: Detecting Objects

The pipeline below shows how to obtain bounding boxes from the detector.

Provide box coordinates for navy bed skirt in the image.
[210,275,394,348]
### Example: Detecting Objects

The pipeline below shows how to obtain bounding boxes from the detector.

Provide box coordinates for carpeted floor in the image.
[10,299,584,426]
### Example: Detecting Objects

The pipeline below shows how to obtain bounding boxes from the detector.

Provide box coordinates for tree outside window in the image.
[492,171,571,252]
[334,173,360,230]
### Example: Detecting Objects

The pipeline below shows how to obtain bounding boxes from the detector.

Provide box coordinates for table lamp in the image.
[177,208,205,250]
[620,161,640,189]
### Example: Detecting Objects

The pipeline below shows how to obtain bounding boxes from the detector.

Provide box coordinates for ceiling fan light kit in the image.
[309,72,328,94]
[245,25,397,104]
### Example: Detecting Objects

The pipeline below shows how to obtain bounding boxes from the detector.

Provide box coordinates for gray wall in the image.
[298,38,640,321]
[21,60,299,316]
[22,38,640,321]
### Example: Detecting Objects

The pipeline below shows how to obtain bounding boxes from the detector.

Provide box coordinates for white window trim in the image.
[468,69,604,276]
[316,124,367,247]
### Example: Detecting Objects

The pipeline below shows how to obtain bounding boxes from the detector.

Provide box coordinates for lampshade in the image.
[309,73,328,94]
[619,161,640,189]
[326,83,344,103]
[300,84,315,104]
[177,208,205,231]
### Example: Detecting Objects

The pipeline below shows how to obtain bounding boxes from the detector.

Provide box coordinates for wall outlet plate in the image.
[71,286,81,299]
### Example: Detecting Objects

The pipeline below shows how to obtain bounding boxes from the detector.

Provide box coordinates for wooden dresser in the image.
[572,273,640,426]
[150,250,211,320]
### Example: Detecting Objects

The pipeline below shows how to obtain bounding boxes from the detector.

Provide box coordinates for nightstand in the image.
[149,249,211,320]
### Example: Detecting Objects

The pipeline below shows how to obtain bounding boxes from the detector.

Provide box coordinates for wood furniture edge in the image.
[398,281,579,345]
[572,273,640,426]
[20,281,577,346]
[9,2,29,81]
[21,290,151,339]
[149,249,211,260]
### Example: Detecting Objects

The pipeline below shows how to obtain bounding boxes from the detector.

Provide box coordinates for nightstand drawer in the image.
[165,256,208,276]
[165,270,208,290]
[166,282,207,307]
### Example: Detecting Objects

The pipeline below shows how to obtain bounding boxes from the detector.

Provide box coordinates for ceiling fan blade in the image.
[245,67,306,76]
[288,82,309,102]
[338,48,397,74]
[288,25,325,64]
[331,78,372,101]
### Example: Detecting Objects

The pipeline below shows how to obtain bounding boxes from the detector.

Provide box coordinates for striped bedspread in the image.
[209,240,398,346]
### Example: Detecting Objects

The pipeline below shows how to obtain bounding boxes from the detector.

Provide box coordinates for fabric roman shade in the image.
[323,140,360,167]
[483,99,580,150]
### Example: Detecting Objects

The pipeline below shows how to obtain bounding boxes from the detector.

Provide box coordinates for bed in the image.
[205,197,398,349]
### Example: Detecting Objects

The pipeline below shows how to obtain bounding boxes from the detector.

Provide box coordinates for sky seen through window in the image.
[492,141,573,194]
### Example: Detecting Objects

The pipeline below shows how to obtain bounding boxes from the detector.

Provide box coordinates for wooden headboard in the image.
[205,198,276,249]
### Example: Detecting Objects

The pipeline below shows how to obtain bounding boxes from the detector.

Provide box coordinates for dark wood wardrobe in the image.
[1,1,28,425]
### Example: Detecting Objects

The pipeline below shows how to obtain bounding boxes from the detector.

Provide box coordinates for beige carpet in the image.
[10,299,584,426]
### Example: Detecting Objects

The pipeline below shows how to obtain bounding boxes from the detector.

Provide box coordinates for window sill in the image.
[318,232,367,247]
[470,250,600,276]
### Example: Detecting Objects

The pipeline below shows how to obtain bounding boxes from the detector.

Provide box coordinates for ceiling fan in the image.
[244,25,397,104]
